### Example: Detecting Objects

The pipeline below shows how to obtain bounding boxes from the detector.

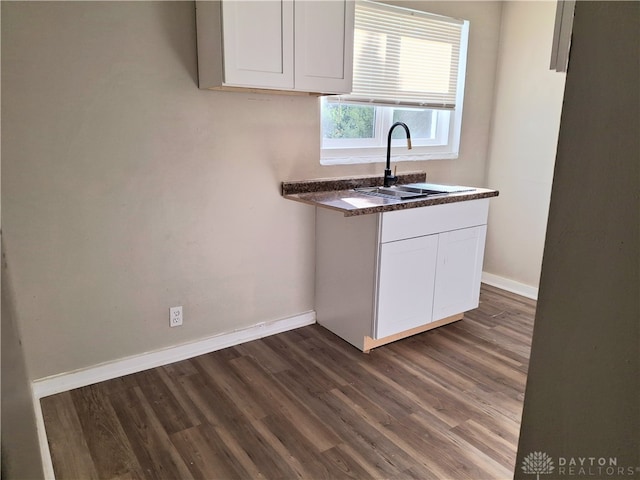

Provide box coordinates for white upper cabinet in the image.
[196,0,354,94]
[294,1,354,93]
[221,1,294,89]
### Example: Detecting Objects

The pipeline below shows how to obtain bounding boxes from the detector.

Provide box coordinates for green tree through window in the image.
[322,103,375,139]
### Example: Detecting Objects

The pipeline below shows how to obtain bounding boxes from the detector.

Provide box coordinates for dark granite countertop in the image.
[282,172,499,217]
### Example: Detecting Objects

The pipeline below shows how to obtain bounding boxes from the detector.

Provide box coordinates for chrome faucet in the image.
[384,122,412,187]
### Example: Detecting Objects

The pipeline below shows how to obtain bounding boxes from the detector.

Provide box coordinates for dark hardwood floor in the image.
[41,284,535,480]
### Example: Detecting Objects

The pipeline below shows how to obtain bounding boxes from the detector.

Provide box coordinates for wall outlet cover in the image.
[170,306,183,327]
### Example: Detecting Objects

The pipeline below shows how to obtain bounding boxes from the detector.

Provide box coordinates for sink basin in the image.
[354,184,450,200]
[354,186,426,200]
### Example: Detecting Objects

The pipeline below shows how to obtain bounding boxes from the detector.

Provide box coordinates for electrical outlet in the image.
[170,306,183,327]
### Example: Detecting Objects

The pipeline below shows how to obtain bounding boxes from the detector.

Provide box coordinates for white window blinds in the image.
[338,0,466,110]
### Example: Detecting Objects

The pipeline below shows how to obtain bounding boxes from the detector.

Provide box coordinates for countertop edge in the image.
[284,186,499,216]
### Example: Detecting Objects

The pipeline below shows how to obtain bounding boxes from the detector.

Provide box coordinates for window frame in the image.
[320,2,469,166]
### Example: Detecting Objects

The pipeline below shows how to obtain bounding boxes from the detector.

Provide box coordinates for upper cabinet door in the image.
[294,0,354,94]
[221,0,294,89]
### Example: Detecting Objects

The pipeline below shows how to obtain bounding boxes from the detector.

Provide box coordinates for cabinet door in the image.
[432,225,487,321]
[294,0,354,94]
[221,0,294,89]
[375,235,438,339]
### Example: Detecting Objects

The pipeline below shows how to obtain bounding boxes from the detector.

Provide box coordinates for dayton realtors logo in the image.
[521,451,555,480]
[522,452,639,477]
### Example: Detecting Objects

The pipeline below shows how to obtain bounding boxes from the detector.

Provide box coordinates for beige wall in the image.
[515,1,639,471]
[1,1,502,380]
[483,1,566,291]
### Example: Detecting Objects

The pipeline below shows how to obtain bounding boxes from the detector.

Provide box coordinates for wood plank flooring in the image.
[41,284,535,480]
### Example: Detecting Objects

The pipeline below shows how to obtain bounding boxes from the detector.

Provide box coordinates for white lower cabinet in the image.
[432,225,487,321]
[315,199,490,352]
[376,235,438,338]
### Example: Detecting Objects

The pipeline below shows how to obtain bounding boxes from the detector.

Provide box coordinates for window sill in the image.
[320,151,459,166]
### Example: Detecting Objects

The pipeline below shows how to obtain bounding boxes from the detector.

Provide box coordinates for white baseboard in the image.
[33,388,56,480]
[32,311,316,399]
[481,272,538,300]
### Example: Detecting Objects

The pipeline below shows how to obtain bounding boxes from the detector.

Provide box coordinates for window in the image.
[320,1,469,165]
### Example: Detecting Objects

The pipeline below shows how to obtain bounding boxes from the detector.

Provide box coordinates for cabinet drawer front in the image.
[380,199,489,243]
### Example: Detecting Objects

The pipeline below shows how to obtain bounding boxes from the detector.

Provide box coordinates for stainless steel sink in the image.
[354,184,450,200]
